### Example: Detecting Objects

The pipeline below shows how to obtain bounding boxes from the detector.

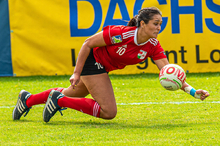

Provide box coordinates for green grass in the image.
[0,73,219,145]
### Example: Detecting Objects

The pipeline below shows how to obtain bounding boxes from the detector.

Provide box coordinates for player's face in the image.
[143,14,162,38]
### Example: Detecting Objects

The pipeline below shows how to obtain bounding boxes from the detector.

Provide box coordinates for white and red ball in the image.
[159,64,186,91]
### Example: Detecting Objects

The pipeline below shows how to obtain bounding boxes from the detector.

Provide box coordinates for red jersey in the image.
[93,25,167,72]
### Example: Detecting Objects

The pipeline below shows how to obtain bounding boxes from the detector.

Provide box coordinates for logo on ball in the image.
[159,64,186,91]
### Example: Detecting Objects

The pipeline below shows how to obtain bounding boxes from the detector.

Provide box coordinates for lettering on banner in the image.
[71,49,76,66]
[69,0,220,36]
[69,0,220,72]
[137,45,220,70]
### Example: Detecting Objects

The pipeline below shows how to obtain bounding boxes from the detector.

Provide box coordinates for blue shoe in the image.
[12,90,32,120]
[43,90,66,122]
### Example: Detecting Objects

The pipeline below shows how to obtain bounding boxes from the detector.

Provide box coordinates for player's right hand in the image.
[69,73,80,89]
[195,89,209,101]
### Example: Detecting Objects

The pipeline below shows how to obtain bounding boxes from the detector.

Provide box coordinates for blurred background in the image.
[0,0,219,77]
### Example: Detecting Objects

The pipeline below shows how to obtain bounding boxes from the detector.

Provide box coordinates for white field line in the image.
[117,101,220,105]
[1,101,220,109]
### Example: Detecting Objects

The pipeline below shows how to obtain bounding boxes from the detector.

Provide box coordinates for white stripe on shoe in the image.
[17,99,25,113]
[46,98,57,114]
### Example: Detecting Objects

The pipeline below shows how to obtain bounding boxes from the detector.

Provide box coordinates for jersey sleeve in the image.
[150,42,167,60]
[102,25,123,45]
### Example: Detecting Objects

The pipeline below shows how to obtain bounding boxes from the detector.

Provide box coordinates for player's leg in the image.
[80,73,117,119]
[61,81,89,97]
[26,79,89,108]
[59,73,117,119]
[43,73,117,122]
[12,79,89,120]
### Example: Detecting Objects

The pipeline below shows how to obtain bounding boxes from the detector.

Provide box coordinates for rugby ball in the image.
[159,64,186,91]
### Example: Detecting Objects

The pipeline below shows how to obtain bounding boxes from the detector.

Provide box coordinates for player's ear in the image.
[140,20,145,28]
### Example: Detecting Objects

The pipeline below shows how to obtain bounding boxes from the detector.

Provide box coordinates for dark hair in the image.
[127,7,162,27]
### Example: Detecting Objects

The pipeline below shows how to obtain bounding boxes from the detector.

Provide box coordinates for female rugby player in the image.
[13,7,209,122]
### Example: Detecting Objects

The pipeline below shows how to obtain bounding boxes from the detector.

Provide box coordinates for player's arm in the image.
[154,58,209,101]
[154,58,169,70]
[70,31,106,88]
[181,82,209,101]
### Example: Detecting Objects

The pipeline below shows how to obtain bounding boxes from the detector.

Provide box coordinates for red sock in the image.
[58,97,101,118]
[26,87,64,108]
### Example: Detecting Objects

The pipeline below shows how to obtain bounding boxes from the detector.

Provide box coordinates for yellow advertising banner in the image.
[8,0,220,76]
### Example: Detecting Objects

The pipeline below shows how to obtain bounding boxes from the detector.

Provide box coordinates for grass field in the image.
[0,73,219,145]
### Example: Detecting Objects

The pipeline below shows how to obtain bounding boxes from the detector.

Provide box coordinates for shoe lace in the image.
[58,108,67,116]
[24,107,32,117]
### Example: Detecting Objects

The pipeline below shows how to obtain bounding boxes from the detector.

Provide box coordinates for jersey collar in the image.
[134,28,149,46]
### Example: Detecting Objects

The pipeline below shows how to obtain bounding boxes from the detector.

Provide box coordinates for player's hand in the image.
[195,89,209,101]
[69,73,80,89]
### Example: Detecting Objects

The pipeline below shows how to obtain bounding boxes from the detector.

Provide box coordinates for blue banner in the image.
[2,0,220,76]
[0,0,13,76]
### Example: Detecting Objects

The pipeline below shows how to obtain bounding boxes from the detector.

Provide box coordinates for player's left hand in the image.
[195,89,209,101]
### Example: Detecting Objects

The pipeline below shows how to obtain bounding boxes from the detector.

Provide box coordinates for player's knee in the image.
[106,110,117,119]
[101,107,117,119]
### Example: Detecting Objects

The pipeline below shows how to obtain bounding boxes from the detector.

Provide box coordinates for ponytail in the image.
[127,15,138,26]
